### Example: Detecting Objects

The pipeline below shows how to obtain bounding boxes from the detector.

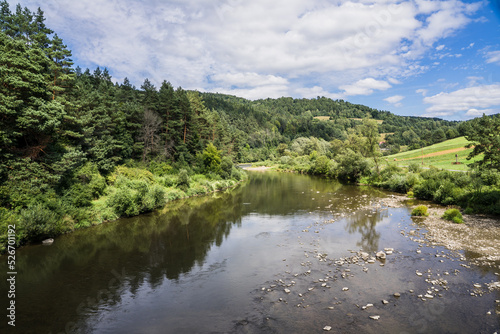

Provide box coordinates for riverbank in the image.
[246,162,500,268]
[355,192,500,269]
[0,165,248,253]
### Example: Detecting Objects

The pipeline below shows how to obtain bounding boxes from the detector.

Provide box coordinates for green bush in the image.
[18,204,62,242]
[280,156,292,166]
[106,187,139,217]
[108,165,155,184]
[413,179,440,200]
[231,166,244,181]
[149,160,173,176]
[219,156,234,179]
[311,155,330,175]
[411,205,429,216]
[408,162,422,173]
[177,169,191,190]
[442,208,463,224]
[379,165,403,181]
[335,149,371,183]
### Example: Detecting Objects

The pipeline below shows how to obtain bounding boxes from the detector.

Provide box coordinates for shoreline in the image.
[389,194,500,268]
[248,165,500,268]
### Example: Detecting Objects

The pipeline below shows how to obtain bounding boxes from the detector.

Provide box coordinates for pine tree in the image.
[158,81,175,155]
[47,33,75,100]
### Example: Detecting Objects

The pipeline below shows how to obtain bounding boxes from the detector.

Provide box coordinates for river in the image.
[1,171,499,333]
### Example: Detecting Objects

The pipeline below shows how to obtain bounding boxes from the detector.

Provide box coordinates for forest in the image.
[1,2,499,252]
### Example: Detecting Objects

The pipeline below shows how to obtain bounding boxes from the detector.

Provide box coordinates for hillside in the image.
[386,137,482,171]
[200,93,462,161]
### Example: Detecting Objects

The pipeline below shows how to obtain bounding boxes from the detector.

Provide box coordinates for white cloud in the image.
[485,51,500,65]
[423,84,500,117]
[340,78,391,96]
[416,88,428,96]
[465,108,499,117]
[13,0,483,100]
[384,95,405,107]
[435,44,445,50]
[294,86,343,100]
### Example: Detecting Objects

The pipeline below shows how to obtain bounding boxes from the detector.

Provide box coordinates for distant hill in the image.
[200,93,461,151]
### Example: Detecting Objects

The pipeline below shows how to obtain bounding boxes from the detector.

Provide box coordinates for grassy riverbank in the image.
[0,163,247,253]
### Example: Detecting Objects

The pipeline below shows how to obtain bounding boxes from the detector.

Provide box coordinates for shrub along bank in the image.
[261,152,500,216]
[0,155,246,254]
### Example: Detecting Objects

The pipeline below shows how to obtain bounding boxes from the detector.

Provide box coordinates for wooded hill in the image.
[200,93,461,160]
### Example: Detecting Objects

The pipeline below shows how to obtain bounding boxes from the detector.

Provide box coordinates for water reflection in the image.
[345,211,384,252]
[0,187,246,334]
[1,172,465,334]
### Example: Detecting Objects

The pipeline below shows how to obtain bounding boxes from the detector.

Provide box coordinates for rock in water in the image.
[323,326,332,331]
[376,251,386,260]
[42,238,54,245]
[369,315,380,320]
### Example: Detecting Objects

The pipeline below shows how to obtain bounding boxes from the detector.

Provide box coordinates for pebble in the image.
[382,300,389,304]
[42,238,54,245]
[362,303,374,310]
[284,289,291,294]
[342,287,349,291]
[369,315,380,320]
[323,326,332,331]
[394,293,400,298]
[473,283,481,288]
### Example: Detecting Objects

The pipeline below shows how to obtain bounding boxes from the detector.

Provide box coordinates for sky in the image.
[11,0,500,120]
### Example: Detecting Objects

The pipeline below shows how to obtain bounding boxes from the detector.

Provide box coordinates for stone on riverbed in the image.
[369,315,380,320]
[42,238,54,245]
[359,252,370,261]
[384,248,394,255]
[323,326,332,331]
[376,251,386,260]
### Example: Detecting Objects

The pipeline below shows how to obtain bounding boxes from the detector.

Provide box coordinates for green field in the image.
[385,136,482,171]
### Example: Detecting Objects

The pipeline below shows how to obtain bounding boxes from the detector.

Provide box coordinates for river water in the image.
[1,171,499,333]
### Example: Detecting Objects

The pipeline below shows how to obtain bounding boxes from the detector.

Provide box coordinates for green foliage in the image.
[311,155,330,175]
[149,160,173,176]
[219,156,234,179]
[18,203,63,242]
[464,114,500,170]
[202,143,222,174]
[411,205,429,217]
[108,165,155,184]
[177,169,190,190]
[335,149,371,183]
[106,187,139,217]
[442,209,463,224]
[408,162,422,173]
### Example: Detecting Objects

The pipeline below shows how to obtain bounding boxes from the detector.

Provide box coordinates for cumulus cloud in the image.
[384,95,405,107]
[423,84,500,117]
[14,0,483,100]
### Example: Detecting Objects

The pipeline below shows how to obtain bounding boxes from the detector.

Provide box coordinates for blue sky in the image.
[11,0,500,120]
